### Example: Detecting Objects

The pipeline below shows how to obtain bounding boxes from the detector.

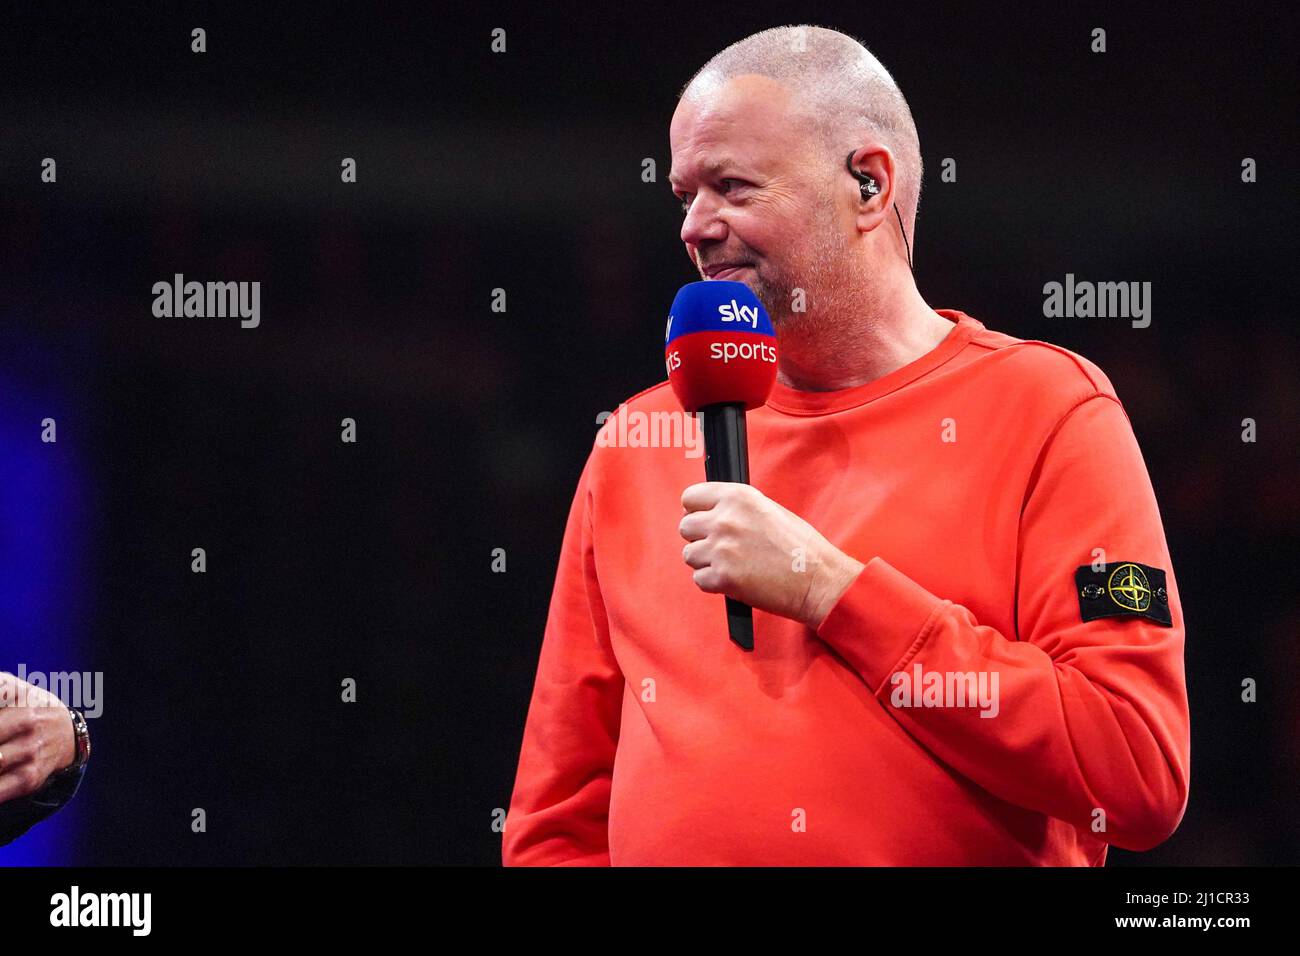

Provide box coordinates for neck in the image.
[774,267,952,392]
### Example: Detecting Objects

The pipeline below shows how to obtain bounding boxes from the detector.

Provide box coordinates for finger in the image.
[0,709,28,745]
[0,769,41,803]
[682,540,711,570]
[0,672,17,707]
[692,566,725,594]
[0,742,36,803]
[678,512,710,542]
[681,482,727,513]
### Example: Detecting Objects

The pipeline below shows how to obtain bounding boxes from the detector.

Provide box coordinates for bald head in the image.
[679,25,923,236]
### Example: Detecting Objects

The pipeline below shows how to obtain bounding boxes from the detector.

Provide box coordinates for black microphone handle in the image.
[699,402,755,651]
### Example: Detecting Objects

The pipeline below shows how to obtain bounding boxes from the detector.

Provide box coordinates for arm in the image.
[502,454,624,865]
[0,763,85,847]
[815,394,1190,850]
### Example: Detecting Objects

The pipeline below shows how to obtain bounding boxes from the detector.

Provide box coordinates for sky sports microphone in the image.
[664,280,778,651]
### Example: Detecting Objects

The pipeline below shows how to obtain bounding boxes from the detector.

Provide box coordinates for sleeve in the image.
[815,393,1191,852]
[502,453,625,866]
[0,763,85,847]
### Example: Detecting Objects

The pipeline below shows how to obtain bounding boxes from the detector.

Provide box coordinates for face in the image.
[669,74,851,332]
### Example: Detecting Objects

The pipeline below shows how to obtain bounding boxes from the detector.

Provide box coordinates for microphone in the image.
[664,280,778,651]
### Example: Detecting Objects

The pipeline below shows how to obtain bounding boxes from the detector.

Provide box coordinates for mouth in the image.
[703,263,752,280]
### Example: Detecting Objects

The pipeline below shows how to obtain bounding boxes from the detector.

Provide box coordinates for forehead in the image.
[669,74,802,184]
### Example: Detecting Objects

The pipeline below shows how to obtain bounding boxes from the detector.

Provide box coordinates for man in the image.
[503,25,1189,865]
[0,670,89,846]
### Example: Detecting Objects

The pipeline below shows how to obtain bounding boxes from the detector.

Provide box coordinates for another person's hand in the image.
[0,671,78,805]
[679,482,865,628]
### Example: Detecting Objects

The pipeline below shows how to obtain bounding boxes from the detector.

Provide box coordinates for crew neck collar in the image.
[763,309,981,417]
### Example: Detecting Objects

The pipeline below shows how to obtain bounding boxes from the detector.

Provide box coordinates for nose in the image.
[680,193,727,248]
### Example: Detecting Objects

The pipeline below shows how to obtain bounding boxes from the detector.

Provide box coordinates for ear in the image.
[846,145,897,233]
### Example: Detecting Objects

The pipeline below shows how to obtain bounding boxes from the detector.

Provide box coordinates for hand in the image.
[0,671,78,805]
[679,482,865,629]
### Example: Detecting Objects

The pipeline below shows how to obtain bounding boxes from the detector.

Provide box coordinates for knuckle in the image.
[19,765,42,794]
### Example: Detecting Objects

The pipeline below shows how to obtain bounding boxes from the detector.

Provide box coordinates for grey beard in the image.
[757,261,863,344]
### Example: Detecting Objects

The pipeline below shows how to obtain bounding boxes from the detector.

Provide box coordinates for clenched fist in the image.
[679,482,865,629]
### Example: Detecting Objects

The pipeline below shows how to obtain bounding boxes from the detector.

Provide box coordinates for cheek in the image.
[739,199,806,262]
[726,213,777,262]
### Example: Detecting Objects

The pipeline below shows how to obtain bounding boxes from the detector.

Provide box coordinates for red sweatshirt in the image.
[503,309,1190,866]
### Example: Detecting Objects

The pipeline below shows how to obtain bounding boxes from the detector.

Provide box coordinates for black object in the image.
[700,402,755,651]
[845,150,913,271]
[1074,561,1173,626]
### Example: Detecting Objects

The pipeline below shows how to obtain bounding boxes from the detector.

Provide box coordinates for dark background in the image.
[1,2,1296,865]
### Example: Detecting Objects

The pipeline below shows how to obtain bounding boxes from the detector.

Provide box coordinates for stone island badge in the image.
[1074,561,1172,626]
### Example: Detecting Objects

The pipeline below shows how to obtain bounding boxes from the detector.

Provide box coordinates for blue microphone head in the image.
[663,280,778,412]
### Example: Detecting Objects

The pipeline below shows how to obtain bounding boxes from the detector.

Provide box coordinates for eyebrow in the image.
[668,157,747,188]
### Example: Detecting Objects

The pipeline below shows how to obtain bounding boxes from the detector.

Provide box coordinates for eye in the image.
[676,179,745,213]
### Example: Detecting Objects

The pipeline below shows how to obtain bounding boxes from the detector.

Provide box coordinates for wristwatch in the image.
[56,708,92,776]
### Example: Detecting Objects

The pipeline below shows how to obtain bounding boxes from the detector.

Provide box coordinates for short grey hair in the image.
[679,25,923,236]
